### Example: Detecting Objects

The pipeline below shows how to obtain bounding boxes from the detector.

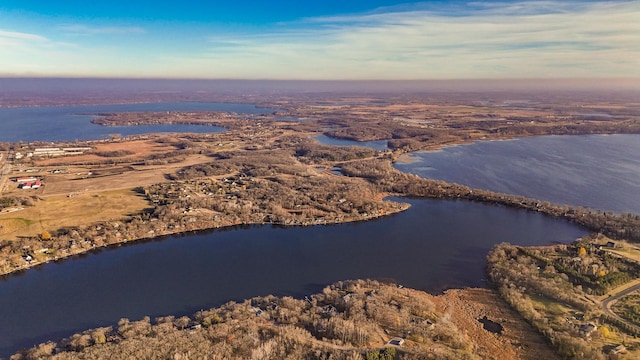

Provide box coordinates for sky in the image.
[1,0,639,80]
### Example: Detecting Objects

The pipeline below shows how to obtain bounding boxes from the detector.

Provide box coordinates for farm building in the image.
[19,181,41,190]
[16,177,38,183]
[32,147,92,157]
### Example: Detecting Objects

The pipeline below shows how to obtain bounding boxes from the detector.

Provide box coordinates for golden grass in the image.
[530,294,573,315]
[607,247,640,263]
[0,218,33,234]
[33,139,178,166]
[0,188,150,240]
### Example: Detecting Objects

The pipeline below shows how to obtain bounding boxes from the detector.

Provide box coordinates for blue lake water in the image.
[314,134,389,150]
[0,102,271,142]
[0,108,634,356]
[0,198,586,356]
[394,135,640,214]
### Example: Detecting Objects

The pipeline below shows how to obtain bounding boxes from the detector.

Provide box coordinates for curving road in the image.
[601,280,640,333]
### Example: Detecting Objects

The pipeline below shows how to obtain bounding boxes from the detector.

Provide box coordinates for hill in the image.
[12,280,557,360]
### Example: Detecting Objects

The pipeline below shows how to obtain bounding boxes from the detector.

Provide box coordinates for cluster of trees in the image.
[486,242,632,359]
[90,111,232,127]
[509,237,640,294]
[309,98,640,153]
[150,160,406,227]
[319,118,464,152]
[0,153,407,275]
[12,280,479,360]
[0,195,38,210]
[488,244,593,308]
[295,145,375,163]
[92,150,136,158]
[612,295,640,327]
[4,144,640,278]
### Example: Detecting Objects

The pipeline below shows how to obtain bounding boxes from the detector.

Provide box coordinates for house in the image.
[387,337,405,346]
[19,181,41,190]
[578,322,597,337]
[322,305,338,316]
[33,148,65,157]
[342,293,356,303]
[16,177,37,183]
[609,344,626,355]
[606,241,620,249]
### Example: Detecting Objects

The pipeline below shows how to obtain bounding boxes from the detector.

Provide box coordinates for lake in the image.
[0,118,632,356]
[0,102,271,142]
[0,198,586,356]
[314,134,389,150]
[394,135,640,214]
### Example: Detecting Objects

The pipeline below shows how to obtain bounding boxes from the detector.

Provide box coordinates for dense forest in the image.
[12,280,482,360]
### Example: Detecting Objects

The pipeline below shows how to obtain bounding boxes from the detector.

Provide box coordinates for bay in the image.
[394,135,640,214]
[0,102,271,142]
[0,198,586,356]
[314,135,389,150]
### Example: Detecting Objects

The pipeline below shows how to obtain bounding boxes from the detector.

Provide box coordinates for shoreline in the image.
[2,94,640,359]
[5,174,640,279]
[3,131,640,277]
[2,129,640,277]
[0,199,411,278]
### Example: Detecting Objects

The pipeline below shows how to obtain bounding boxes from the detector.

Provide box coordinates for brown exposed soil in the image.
[432,288,560,360]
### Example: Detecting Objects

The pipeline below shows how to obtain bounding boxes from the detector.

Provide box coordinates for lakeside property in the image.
[2,92,640,359]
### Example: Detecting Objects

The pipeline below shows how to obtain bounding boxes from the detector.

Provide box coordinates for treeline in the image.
[517,246,638,296]
[89,111,268,132]
[0,195,38,210]
[92,150,135,157]
[321,120,463,152]
[340,158,640,242]
[486,243,609,359]
[12,280,479,360]
[3,152,640,277]
[295,145,375,163]
[0,154,407,276]
[89,111,230,127]
[318,106,640,152]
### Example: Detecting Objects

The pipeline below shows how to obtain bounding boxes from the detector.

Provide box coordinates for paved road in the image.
[0,152,11,195]
[601,281,640,333]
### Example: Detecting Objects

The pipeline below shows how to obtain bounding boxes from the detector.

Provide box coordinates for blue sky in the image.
[1,0,638,79]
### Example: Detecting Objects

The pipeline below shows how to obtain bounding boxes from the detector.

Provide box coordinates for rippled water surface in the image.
[0,198,586,356]
[314,135,389,150]
[394,135,640,214]
[0,102,271,142]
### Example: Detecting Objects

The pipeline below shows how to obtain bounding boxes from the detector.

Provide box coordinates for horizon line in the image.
[2,76,639,82]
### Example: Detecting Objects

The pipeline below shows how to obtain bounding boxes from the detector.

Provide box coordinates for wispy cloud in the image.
[2,0,638,79]
[0,23,145,76]
[0,29,49,49]
[190,0,640,79]
[0,29,48,41]
[59,24,146,36]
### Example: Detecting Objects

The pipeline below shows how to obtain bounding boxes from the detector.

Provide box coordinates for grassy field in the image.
[0,133,259,241]
[0,188,150,240]
[606,247,640,263]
